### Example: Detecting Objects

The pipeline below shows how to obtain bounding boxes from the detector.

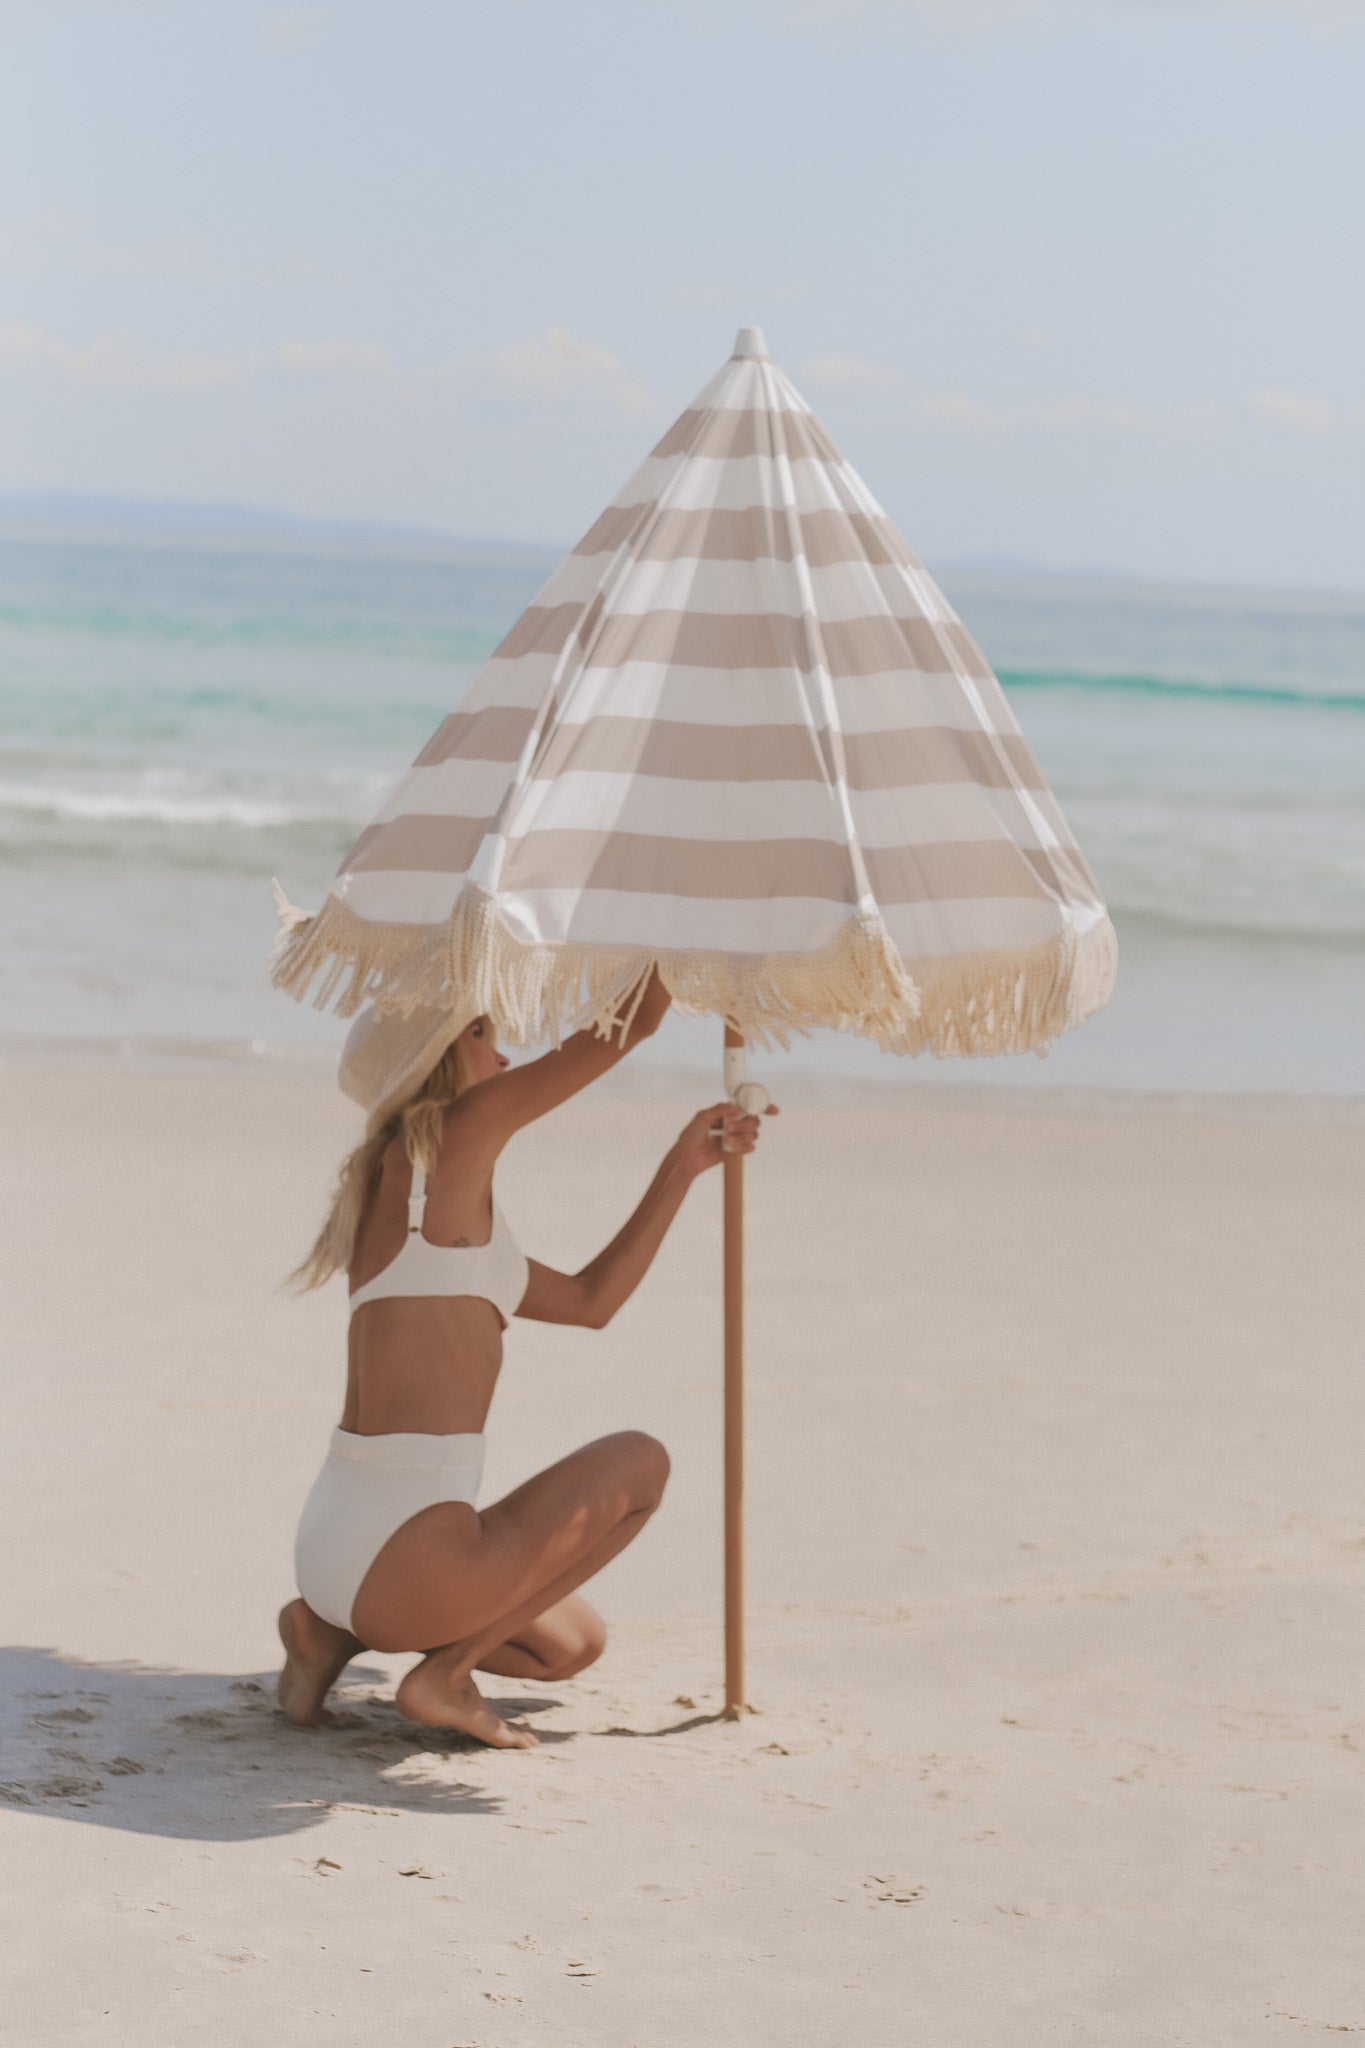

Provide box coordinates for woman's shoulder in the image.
[426,1103,499,1189]
[434,1086,509,1163]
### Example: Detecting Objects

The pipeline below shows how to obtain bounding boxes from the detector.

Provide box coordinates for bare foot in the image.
[276,1598,362,1728]
[396,1651,539,1750]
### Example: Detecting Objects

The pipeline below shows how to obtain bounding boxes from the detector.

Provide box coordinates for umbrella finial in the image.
[731,326,767,359]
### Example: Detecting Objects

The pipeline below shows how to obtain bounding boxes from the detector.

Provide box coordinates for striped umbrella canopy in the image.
[272,326,1116,1056]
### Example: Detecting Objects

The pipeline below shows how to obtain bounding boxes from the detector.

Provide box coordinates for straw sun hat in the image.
[338,1000,479,1127]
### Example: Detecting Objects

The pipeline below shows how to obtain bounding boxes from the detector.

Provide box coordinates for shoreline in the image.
[3,1026,1363,1126]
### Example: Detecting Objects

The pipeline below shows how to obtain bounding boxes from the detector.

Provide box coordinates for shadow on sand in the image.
[596,1710,733,1737]
[0,1647,570,1843]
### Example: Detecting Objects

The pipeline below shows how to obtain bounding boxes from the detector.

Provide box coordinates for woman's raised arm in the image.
[458,966,671,1149]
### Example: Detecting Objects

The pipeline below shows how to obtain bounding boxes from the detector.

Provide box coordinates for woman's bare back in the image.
[342,1118,505,1437]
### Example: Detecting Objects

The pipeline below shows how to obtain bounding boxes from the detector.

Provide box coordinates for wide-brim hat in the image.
[338,1001,479,1127]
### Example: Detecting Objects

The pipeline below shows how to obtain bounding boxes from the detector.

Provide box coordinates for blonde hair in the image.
[289,1024,484,1293]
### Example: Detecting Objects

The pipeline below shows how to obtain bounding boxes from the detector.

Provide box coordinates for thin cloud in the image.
[456,325,659,415]
[908,390,1161,433]
[0,322,243,392]
[0,324,400,389]
[799,353,900,392]
[0,319,661,419]
[276,340,394,377]
[22,322,1351,451]
[1248,387,1338,433]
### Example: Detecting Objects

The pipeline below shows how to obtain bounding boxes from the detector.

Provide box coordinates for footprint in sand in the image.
[22,1773,106,1804]
[865,1877,925,1905]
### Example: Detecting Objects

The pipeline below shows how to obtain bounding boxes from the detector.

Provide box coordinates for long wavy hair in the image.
[288,1024,484,1293]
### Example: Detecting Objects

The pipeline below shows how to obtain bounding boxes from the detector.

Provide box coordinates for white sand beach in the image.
[3,1065,1363,2046]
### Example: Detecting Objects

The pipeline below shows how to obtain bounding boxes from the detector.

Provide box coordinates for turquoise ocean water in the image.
[2,524,1362,1095]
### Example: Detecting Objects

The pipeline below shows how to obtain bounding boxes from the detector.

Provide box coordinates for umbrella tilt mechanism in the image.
[712,1038,771,1142]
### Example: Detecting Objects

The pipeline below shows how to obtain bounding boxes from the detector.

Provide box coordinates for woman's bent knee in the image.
[553,1612,607,1679]
[612,1429,670,1508]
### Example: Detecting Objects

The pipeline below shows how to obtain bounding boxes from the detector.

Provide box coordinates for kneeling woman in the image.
[278,969,772,1749]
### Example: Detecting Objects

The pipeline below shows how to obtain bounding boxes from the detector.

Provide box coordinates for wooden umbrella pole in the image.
[722,1022,746,1717]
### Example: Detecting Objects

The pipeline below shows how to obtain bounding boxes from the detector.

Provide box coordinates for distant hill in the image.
[0,492,561,567]
[0,491,1139,584]
[2,493,1355,601]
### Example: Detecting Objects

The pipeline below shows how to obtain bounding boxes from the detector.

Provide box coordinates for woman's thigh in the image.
[351,1429,668,1653]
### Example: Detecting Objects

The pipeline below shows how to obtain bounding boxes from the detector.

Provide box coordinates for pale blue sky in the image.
[3,0,1362,585]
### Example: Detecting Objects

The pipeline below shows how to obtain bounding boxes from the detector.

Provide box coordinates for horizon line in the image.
[1,488,1362,604]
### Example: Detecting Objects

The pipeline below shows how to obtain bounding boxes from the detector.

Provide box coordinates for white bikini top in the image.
[347,1166,529,1328]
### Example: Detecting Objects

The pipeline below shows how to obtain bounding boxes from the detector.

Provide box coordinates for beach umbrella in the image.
[272,325,1117,1712]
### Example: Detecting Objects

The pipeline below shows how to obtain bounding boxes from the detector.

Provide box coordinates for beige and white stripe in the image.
[273,327,1116,1056]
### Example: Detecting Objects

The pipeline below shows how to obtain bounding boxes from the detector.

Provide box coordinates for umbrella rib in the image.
[464,396,736,1006]
[762,356,876,919]
[478,418,702,887]
[492,392,755,864]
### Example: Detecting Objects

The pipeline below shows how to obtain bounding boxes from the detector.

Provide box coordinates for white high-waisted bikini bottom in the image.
[293,1428,486,1633]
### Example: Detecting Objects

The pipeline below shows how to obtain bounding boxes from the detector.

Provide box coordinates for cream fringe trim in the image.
[269,881,1118,1059]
